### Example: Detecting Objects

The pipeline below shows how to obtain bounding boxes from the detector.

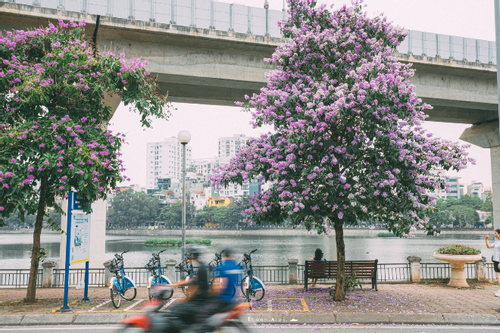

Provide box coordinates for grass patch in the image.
[377,232,397,237]
[145,238,212,246]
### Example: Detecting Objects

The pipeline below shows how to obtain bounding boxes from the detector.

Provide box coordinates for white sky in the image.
[109,0,497,189]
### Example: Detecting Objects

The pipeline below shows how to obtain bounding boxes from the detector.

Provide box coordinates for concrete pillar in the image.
[460,121,500,231]
[288,258,299,284]
[165,259,177,282]
[475,256,488,282]
[103,260,113,287]
[407,255,422,283]
[492,146,500,230]
[42,260,56,288]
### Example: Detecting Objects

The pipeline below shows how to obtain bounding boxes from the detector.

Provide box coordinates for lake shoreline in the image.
[0,228,493,237]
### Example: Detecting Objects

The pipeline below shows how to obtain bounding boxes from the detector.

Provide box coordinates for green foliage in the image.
[3,208,61,230]
[144,238,211,246]
[32,247,47,263]
[428,197,483,228]
[329,273,362,296]
[158,201,196,226]
[192,198,249,227]
[436,244,481,255]
[377,232,396,237]
[481,192,493,212]
[107,190,161,226]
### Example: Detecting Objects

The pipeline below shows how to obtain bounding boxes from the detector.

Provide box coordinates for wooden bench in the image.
[304,260,378,291]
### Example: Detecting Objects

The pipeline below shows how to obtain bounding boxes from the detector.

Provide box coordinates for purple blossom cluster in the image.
[209,0,472,237]
[0,19,168,219]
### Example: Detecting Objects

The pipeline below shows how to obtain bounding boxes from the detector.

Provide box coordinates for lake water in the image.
[0,232,494,269]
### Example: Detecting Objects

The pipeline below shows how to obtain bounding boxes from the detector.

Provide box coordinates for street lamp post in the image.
[178,130,191,261]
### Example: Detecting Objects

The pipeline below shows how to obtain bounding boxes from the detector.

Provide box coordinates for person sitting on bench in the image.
[310,248,325,287]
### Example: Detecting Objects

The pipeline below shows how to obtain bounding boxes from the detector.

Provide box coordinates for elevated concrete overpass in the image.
[0,1,497,125]
[2,1,500,259]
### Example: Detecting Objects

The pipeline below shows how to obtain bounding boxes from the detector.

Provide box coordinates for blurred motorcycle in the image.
[115,287,252,333]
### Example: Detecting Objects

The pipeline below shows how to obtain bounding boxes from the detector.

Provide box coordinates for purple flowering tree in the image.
[0,20,171,302]
[210,0,473,301]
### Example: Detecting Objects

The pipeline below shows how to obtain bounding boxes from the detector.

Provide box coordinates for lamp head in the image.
[177,130,191,144]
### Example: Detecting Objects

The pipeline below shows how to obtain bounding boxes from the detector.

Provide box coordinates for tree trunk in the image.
[334,222,345,301]
[25,177,47,303]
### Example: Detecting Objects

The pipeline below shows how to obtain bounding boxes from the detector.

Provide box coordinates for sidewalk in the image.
[1,282,500,326]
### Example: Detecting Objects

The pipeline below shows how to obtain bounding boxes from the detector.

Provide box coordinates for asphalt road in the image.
[1,325,500,333]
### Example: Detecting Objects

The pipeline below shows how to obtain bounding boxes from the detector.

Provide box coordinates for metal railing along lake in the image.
[0,262,495,288]
[0,269,43,288]
[3,0,496,65]
[420,262,477,280]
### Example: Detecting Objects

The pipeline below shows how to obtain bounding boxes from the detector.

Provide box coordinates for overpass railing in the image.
[3,0,497,65]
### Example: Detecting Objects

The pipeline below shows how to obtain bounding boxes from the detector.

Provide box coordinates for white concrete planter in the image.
[433,252,482,288]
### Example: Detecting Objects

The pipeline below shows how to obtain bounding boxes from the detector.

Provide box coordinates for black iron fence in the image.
[0,262,496,288]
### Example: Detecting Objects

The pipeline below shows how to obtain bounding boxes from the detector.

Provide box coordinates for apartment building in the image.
[218,134,252,158]
[146,137,192,189]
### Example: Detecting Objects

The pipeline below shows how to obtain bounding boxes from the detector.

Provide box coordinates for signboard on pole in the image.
[70,211,90,265]
[70,212,91,265]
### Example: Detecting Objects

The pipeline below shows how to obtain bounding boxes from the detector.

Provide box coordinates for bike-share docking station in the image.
[57,190,92,312]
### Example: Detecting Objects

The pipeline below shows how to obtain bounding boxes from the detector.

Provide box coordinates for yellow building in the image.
[207,196,233,207]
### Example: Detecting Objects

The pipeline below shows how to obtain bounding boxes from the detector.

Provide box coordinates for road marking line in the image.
[248,297,309,313]
[51,299,80,313]
[124,299,144,311]
[160,298,177,311]
[267,299,273,312]
[89,300,111,311]
[300,298,310,312]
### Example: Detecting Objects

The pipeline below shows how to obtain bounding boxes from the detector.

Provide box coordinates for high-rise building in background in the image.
[146,137,192,189]
[218,134,252,158]
[427,169,462,200]
[192,156,231,180]
[468,181,485,199]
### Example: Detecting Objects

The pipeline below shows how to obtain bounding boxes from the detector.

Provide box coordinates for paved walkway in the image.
[1,282,500,325]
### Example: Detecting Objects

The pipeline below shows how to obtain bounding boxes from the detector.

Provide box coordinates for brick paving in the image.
[1,282,500,316]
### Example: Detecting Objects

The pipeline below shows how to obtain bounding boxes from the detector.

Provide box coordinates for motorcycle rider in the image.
[189,246,242,325]
[166,245,209,333]
[212,247,242,309]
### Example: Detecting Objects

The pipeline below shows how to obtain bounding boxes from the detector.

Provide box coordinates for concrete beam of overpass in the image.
[0,2,498,124]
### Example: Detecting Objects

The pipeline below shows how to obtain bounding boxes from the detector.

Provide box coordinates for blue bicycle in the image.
[108,250,137,309]
[240,249,265,302]
[176,253,195,296]
[145,249,174,301]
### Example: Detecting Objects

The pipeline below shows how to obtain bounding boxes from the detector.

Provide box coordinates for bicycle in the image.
[175,253,196,296]
[108,250,137,309]
[145,248,174,301]
[208,250,224,273]
[240,249,265,303]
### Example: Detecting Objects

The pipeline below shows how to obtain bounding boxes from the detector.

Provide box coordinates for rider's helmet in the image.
[222,247,235,258]
[187,244,206,260]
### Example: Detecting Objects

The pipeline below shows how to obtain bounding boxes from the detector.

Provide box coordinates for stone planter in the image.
[433,252,482,288]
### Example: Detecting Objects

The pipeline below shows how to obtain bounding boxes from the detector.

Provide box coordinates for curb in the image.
[243,313,500,325]
[1,313,499,326]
